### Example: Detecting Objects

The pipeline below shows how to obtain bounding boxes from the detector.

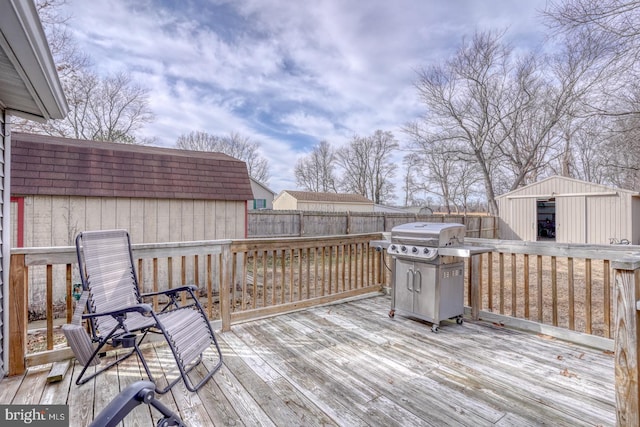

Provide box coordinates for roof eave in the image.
[0,0,68,120]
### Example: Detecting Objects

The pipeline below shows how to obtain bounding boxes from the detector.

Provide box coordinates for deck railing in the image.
[8,234,640,424]
[462,238,640,425]
[7,233,386,376]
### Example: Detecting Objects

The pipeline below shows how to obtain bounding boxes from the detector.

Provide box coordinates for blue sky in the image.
[63,0,548,199]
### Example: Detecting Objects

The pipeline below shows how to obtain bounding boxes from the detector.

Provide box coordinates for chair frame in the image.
[75,230,223,394]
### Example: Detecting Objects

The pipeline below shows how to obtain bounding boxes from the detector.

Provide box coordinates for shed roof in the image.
[11,133,254,201]
[281,190,372,204]
[496,175,640,200]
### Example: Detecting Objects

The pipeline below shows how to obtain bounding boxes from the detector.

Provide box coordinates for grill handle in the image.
[414,270,422,293]
[406,270,413,291]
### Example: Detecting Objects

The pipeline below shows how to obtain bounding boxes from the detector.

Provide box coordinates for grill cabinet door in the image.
[394,258,415,313]
[412,262,438,321]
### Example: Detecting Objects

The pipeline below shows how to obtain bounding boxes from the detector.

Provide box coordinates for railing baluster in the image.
[181,255,187,306]
[604,259,611,338]
[511,253,517,317]
[66,264,72,324]
[487,252,493,312]
[46,264,53,351]
[537,255,543,323]
[585,258,592,335]
[153,258,159,311]
[552,256,558,326]
[207,254,213,318]
[524,254,530,319]
[499,252,505,314]
[568,257,575,330]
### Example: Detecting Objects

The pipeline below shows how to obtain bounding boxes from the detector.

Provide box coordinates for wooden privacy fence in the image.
[248,211,498,238]
[7,233,386,376]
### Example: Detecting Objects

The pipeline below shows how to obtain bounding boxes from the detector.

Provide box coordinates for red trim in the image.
[11,196,24,247]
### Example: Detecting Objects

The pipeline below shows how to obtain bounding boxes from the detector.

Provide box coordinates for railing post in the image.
[8,253,27,375]
[220,243,232,332]
[613,258,640,426]
[470,254,481,321]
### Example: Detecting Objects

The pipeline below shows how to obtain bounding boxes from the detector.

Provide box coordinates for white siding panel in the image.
[557,196,585,243]
[29,196,53,246]
[169,200,182,242]
[204,201,216,240]
[51,197,70,245]
[100,198,117,230]
[193,200,205,240]
[215,201,227,238]
[129,198,145,242]
[497,197,536,241]
[154,199,167,243]
[181,200,194,241]
[115,198,132,232]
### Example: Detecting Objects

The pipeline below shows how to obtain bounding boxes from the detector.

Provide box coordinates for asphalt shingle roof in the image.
[10,133,254,201]
[282,190,372,203]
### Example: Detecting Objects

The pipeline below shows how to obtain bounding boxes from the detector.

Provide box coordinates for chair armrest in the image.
[141,285,198,298]
[82,303,152,320]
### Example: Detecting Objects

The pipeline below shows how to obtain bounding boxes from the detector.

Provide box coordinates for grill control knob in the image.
[412,247,418,253]
[390,244,397,252]
[401,246,407,252]
[423,248,431,255]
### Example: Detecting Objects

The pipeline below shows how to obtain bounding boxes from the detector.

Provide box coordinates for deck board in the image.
[3,294,616,426]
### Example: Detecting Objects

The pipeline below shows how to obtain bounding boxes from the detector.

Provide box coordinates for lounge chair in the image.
[90,380,185,427]
[74,229,223,393]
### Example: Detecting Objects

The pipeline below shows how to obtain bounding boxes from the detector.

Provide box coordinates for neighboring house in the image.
[11,132,254,247]
[374,204,412,213]
[273,190,374,212]
[0,1,68,377]
[496,176,640,244]
[249,178,276,210]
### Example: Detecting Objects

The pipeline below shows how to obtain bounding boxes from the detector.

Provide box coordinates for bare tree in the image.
[12,0,155,144]
[404,123,483,213]
[410,28,606,214]
[336,130,399,204]
[176,131,270,183]
[412,31,512,214]
[544,0,640,189]
[295,140,338,192]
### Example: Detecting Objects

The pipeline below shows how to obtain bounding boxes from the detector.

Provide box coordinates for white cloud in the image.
[64,0,548,196]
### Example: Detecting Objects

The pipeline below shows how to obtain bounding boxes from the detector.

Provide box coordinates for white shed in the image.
[496,176,640,244]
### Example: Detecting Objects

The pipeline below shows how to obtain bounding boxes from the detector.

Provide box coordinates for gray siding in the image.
[0,111,6,377]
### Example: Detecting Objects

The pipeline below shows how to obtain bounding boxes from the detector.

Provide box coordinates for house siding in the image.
[0,110,5,376]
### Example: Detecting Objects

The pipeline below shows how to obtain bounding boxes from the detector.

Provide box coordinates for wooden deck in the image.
[1,294,615,426]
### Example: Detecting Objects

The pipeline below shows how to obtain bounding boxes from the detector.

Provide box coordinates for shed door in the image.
[557,196,586,243]
[508,197,537,241]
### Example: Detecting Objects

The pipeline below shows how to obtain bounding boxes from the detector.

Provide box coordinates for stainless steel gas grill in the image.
[386,222,489,332]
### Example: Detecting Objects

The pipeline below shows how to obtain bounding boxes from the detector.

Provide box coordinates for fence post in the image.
[9,253,28,375]
[612,257,640,426]
[299,212,304,237]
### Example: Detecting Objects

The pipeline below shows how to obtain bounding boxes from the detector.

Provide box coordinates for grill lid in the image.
[390,222,465,247]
